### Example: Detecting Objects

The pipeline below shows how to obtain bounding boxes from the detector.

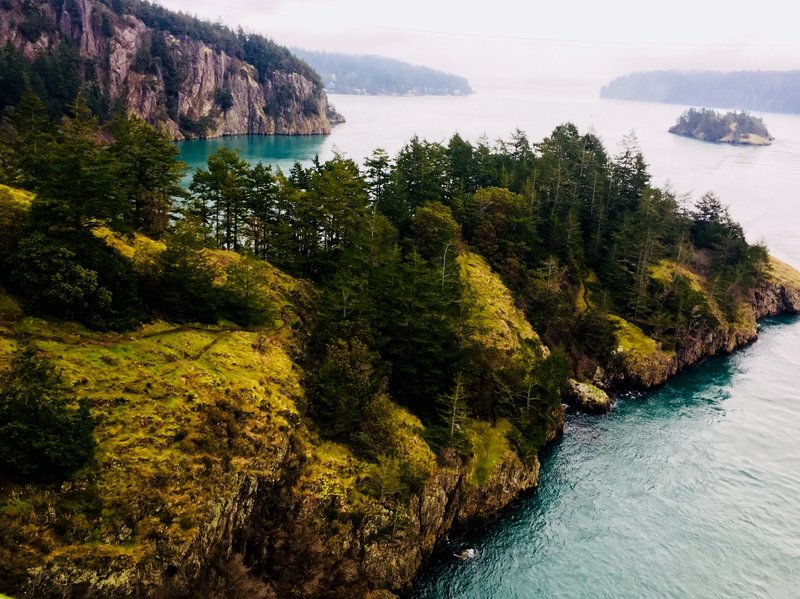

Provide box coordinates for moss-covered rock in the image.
[564,379,612,414]
[0,244,551,599]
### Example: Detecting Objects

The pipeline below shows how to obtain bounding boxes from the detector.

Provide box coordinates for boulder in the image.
[564,379,612,414]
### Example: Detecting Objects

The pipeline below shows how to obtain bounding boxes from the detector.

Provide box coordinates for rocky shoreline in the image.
[4,258,799,599]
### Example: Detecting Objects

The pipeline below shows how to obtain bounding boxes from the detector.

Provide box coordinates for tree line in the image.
[0,89,770,482]
[669,108,772,143]
[291,49,473,96]
[601,69,800,115]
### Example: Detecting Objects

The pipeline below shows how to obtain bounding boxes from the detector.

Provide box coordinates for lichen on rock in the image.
[564,379,612,414]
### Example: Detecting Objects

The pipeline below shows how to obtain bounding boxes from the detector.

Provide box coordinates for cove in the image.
[413,315,800,598]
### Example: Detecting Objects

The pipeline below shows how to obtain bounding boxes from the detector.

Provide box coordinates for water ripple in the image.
[414,318,800,599]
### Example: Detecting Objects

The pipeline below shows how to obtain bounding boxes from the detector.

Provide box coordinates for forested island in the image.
[669,108,773,145]
[1,86,799,597]
[0,0,340,138]
[291,49,473,96]
[601,69,800,114]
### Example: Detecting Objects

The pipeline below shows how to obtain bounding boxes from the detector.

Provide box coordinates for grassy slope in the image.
[0,286,309,581]
[4,182,796,591]
[457,252,553,484]
[0,230,544,589]
[769,256,800,288]
[609,256,800,383]
[458,252,546,360]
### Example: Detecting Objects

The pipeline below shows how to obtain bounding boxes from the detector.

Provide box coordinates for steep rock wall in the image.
[610,259,800,389]
[0,0,338,139]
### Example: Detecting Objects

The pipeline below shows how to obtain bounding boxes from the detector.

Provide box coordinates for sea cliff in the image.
[1,224,797,598]
[0,234,561,599]
[607,258,800,389]
[0,0,340,139]
[2,112,800,598]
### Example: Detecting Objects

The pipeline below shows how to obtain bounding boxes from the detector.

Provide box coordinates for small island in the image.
[669,108,774,145]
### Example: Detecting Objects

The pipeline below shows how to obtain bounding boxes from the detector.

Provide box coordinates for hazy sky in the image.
[155,0,800,89]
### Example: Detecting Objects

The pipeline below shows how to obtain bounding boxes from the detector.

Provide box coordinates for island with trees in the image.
[669,108,774,146]
[291,49,473,96]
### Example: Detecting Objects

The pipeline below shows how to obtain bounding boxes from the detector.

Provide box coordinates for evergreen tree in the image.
[0,342,95,483]
[364,148,392,208]
[32,96,124,231]
[0,90,56,190]
[189,148,251,250]
[108,115,186,237]
[244,162,279,259]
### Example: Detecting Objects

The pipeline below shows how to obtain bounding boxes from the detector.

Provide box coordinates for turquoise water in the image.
[413,315,800,598]
[179,87,800,265]
[178,134,327,180]
[178,87,800,597]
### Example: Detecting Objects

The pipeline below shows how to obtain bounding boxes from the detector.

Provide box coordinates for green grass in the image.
[769,256,800,288]
[0,233,316,579]
[458,251,546,361]
[463,419,514,487]
[609,314,675,381]
[0,318,307,562]
[0,183,33,211]
[0,236,549,587]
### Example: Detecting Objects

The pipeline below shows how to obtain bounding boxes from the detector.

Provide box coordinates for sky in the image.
[155,0,800,90]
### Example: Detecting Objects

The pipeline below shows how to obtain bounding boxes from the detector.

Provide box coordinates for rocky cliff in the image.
[608,257,800,389]
[0,0,340,139]
[1,198,798,597]
[0,232,558,599]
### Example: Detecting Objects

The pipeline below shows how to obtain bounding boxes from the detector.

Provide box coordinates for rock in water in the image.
[564,379,612,414]
[454,547,477,560]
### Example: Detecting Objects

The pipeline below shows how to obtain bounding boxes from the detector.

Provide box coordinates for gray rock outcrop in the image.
[0,0,341,139]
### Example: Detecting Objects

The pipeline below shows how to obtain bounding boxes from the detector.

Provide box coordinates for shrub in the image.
[10,230,143,330]
[214,88,234,112]
[0,343,95,483]
[142,224,221,323]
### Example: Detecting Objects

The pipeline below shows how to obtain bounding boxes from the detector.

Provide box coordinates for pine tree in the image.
[0,342,95,483]
[108,115,186,237]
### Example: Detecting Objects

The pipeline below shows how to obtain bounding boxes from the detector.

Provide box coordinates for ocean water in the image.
[413,315,800,599]
[178,85,800,265]
[178,86,800,597]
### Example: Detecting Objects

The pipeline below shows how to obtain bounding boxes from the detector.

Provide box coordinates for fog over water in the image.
[155,0,800,88]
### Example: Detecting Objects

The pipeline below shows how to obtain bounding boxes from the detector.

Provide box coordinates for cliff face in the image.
[609,258,800,389]
[0,0,339,139]
[0,232,557,599]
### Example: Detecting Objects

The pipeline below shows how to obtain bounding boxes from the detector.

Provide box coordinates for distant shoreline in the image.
[669,130,773,146]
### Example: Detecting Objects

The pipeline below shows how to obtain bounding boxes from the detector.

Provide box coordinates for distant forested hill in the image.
[601,70,800,114]
[292,49,473,96]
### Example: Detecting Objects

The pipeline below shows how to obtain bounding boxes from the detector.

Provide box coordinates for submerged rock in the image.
[564,379,612,414]
[454,547,477,560]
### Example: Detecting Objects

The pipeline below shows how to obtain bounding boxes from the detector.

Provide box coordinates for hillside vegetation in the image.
[601,69,800,114]
[291,49,473,96]
[0,87,797,596]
